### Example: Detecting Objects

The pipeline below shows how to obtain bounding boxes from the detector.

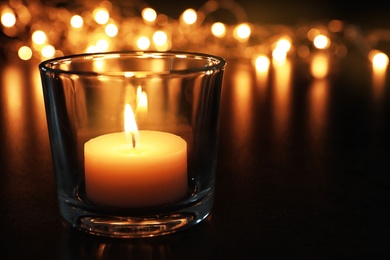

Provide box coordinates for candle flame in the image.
[124,104,139,148]
[136,86,148,117]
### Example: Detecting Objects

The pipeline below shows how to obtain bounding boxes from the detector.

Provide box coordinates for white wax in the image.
[84,130,188,208]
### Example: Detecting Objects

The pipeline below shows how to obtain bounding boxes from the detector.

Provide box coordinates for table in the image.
[1,49,390,259]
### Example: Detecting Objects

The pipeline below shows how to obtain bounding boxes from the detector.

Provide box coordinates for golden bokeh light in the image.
[105,23,118,37]
[211,22,226,38]
[41,45,55,58]
[93,8,109,25]
[255,55,270,72]
[137,36,150,50]
[234,23,251,41]
[1,11,16,27]
[70,15,83,29]
[142,8,157,22]
[313,35,330,49]
[18,46,32,60]
[32,30,47,45]
[182,9,197,25]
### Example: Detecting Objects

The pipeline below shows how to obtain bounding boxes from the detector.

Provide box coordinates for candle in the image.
[84,104,188,208]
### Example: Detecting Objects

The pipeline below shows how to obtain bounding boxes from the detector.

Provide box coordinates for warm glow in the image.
[1,11,16,27]
[272,48,287,62]
[32,30,47,44]
[142,8,157,22]
[311,53,329,79]
[124,104,139,147]
[93,8,109,25]
[18,46,32,60]
[255,55,270,72]
[372,52,389,70]
[153,30,167,46]
[86,45,98,53]
[136,87,148,117]
[275,38,292,53]
[313,35,330,49]
[234,23,251,40]
[307,28,320,41]
[328,20,343,32]
[182,9,197,25]
[41,44,55,58]
[70,15,83,28]
[124,72,135,77]
[105,23,118,37]
[125,104,138,132]
[211,22,226,38]
[96,39,109,51]
[137,36,150,50]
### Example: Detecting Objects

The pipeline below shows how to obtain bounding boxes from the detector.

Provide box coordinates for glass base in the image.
[58,192,214,238]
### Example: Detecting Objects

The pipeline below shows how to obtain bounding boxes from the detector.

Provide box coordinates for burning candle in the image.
[84,104,188,208]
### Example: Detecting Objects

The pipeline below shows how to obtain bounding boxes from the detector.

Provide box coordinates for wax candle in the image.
[84,103,187,208]
[84,130,188,208]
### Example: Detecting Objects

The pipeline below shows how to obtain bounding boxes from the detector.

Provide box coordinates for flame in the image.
[124,104,139,148]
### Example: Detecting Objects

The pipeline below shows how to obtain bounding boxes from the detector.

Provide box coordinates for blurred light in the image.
[371,51,389,70]
[93,8,109,25]
[18,46,32,60]
[41,44,55,58]
[86,45,98,53]
[105,23,118,37]
[1,11,16,27]
[211,22,226,38]
[307,28,320,41]
[182,8,197,25]
[328,19,343,32]
[311,53,329,79]
[255,55,270,72]
[297,45,311,59]
[234,23,251,41]
[32,30,47,44]
[272,48,287,62]
[275,38,292,53]
[153,30,167,46]
[313,35,330,49]
[124,72,135,77]
[96,39,109,51]
[70,15,83,28]
[137,36,150,50]
[142,8,157,22]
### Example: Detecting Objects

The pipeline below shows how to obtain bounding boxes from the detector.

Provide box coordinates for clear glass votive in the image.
[39,51,226,238]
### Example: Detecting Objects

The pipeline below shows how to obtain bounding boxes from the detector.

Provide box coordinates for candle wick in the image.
[131,133,136,148]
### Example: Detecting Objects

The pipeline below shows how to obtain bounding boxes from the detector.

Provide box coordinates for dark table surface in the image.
[1,47,390,259]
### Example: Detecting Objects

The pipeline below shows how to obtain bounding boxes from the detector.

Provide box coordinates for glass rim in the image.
[39,50,226,77]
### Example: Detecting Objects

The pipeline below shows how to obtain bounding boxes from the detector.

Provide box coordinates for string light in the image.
[0,0,388,73]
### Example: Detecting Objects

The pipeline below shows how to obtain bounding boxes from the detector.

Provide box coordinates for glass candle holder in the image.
[38,51,226,238]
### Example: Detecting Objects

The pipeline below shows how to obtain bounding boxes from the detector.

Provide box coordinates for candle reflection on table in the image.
[272,57,292,142]
[308,52,329,153]
[230,62,254,146]
[370,50,389,102]
[1,62,48,166]
[255,55,270,103]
